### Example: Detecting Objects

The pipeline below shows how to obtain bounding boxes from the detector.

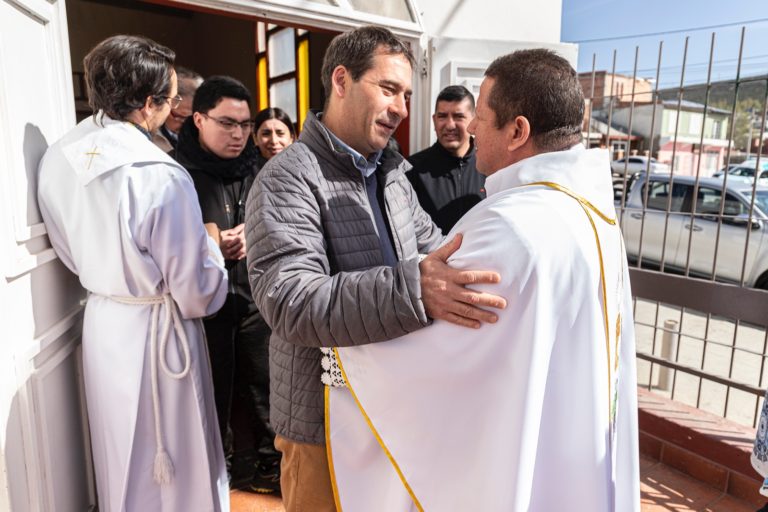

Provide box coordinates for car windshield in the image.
[755,191,768,215]
[732,167,755,177]
[737,190,768,215]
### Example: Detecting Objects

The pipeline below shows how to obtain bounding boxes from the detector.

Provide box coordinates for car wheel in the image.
[756,271,768,290]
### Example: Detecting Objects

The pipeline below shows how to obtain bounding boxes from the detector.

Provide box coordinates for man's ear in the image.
[193,111,204,130]
[506,115,531,153]
[331,65,348,98]
[140,96,156,116]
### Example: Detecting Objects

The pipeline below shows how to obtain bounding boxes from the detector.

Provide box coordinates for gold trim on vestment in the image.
[525,181,621,423]
[324,386,344,512]
[329,180,622,507]
[333,347,425,512]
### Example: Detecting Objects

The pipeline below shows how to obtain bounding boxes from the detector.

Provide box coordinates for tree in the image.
[712,97,766,152]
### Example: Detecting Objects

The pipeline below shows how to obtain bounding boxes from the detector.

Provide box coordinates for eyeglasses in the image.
[156,95,183,109]
[201,113,255,133]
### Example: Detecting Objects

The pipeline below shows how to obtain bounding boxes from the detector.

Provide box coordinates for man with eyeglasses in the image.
[173,75,281,494]
[37,35,229,511]
[154,66,203,152]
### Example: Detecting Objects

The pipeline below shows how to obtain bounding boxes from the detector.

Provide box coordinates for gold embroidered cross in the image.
[85,147,100,170]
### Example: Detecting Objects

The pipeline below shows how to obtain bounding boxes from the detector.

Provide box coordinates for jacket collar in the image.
[300,110,405,183]
[432,136,475,162]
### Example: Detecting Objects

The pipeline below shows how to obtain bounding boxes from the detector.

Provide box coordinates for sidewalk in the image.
[640,454,758,511]
[230,454,761,511]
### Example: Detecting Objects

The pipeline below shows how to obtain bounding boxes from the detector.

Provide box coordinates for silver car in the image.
[620,174,768,289]
[712,160,768,186]
[611,156,670,176]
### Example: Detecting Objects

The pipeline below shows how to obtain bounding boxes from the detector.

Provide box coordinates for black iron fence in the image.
[580,27,768,427]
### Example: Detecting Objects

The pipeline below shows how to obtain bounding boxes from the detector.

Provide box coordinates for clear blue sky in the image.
[561,0,768,88]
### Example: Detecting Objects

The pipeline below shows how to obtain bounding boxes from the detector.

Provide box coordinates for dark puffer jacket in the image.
[245,111,443,444]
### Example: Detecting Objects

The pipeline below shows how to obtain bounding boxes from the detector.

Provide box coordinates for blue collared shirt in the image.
[323,125,397,267]
[326,129,382,178]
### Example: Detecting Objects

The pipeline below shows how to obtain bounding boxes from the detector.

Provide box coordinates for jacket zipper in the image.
[382,178,404,261]
[222,185,236,295]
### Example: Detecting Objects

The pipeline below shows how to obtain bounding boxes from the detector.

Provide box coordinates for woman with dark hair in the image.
[37,35,229,511]
[252,107,295,163]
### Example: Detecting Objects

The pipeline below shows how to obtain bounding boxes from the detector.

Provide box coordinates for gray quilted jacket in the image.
[245,111,443,444]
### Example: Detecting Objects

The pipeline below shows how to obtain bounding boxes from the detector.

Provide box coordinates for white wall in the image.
[415,0,563,43]
[411,0,577,151]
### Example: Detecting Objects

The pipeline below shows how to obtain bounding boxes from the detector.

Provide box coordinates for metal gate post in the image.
[658,319,680,391]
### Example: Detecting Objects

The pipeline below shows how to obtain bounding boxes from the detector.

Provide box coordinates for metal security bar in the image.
[580,26,768,427]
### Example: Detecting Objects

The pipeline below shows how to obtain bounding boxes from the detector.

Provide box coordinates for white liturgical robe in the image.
[37,114,230,512]
[327,145,640,511]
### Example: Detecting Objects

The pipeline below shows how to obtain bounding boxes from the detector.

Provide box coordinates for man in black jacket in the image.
[407,85,486,233]
[173,75,278,493]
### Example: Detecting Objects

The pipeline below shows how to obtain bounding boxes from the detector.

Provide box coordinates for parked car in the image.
[619,174,768,289]
[712,162,746,177]
[611,156,670,176]
[712,160,768,185]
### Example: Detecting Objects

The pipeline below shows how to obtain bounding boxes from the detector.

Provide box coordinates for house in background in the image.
[611,100,731,176]
[579,71,654,110]
[579,71,653,159]
[582,107,642,159]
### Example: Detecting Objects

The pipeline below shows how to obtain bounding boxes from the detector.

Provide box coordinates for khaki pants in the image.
[275,434,337,512]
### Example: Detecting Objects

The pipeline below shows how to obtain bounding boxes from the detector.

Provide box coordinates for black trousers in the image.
[204,294,277,465]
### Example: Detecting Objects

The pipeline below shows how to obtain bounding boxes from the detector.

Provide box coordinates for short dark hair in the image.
[484,49,584,152]
[253,107,296,138]
[192,75,252,115]
[83,35,175,120]
[175,66,203,98]
[435,85,475,111]
[321,25,415,104]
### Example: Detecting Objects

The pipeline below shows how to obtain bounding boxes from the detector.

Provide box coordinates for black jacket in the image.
[406,140,486,234]
[173,119,267,306]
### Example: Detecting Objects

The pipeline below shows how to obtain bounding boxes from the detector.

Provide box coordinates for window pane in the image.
[724,194,745,216]
[755,191,768,213]
[257,23,266,53]
[348,0,414,21]
[270,79,297,123]
[695,188,722,215]
[645,182,687,212]
[268,29,296,77]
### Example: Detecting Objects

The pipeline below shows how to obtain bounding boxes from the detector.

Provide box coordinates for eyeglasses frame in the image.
[200,113,256,133]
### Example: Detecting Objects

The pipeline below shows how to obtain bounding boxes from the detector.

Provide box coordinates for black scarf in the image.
[176,117,260,180]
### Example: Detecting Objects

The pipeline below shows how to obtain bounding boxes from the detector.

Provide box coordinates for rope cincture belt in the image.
[100,293,192,485]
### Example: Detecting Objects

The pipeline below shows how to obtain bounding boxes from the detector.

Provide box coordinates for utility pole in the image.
[746,107,754,160]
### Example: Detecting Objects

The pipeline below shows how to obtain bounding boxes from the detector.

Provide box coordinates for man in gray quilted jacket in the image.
[245,25,507,510]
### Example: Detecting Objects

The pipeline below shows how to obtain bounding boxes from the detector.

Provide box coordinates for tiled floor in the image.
[640,455,758,512]
[230,455,762,511]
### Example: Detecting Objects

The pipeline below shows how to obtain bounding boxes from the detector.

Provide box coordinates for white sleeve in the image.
[141,169,228,318]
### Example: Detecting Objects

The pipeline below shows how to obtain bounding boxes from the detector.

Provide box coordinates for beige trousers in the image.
[274,434,337,512]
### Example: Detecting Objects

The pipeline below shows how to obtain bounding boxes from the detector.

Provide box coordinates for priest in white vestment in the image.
[327,49,640,511]
[37,36,229,511]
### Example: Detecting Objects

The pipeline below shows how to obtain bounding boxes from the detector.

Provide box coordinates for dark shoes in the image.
[247,459,281,495]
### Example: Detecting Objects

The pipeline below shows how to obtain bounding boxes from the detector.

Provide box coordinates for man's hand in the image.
[420,233,507,329]
[220,223,246,260]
